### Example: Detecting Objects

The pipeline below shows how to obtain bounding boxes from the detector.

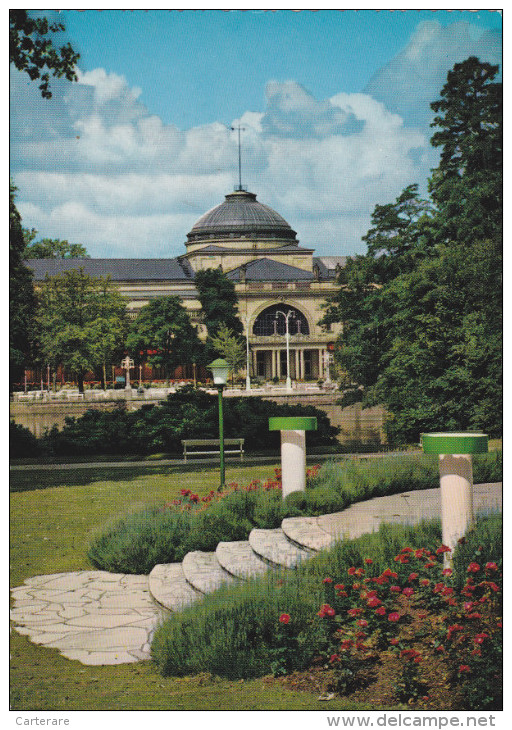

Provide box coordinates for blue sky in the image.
[10,8,502,258]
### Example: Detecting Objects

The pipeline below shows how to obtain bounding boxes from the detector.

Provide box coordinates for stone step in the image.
[148,563,201,612]
[182,551,238,594]
[281,516,335,552]
[248,527,311,568]
[215,540,271,579]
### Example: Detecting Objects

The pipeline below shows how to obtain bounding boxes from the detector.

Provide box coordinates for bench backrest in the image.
[182,439,244,447]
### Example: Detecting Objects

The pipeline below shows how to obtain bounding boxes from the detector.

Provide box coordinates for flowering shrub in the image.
[307,538,502,708]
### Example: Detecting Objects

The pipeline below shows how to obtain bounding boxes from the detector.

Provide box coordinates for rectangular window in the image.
[272,282,288,290]
[295,282,311,290]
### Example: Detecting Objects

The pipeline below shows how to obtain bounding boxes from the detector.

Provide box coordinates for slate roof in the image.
[226,258,315,282]
[313,256,348,280]
[28,258,194,282]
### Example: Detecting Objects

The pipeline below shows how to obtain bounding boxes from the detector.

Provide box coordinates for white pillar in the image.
[439,454,475,565]
[295,349,300,380]
[300,349,305,379]
[280,430,306,498]
[318,349,324,378]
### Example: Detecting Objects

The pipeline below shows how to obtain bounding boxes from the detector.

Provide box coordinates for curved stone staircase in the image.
[148,483,502,612]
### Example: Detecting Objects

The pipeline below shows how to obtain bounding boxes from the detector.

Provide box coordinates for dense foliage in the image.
[323,58,502,445]
[195,267,244,362]
[23,229,89,259]
[43,385,339,456]
[9,183,36,389]
[37,270,128,392]
[126,297,204,380]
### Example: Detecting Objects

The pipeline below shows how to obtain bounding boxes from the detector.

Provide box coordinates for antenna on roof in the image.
[230,124,246,191]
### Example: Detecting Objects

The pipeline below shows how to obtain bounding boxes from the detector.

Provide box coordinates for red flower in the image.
[367,597,382,608]
[279,613,290,624]
[347,607,363,617]
[420,578,430,587]
[408,572,419,582]
[329,654,340,663]
[375,606,387,616]
[390,585,401,593]
[400,648,421,662]
[334,584,345,591]
[357,619,368,628]
[467,562,481,573]
[436,545,451,554]
[459,665,471,673]
[442,568,453,576]
[402,587,414,597]
[485,562,498,572]
[388,612,400,623]
[447,624,464,640]
[317,604,336,618]
[474,633,489,645]
[322,577,333,584]
[348,567,357,576]
[365,558,373,565]
[389,638,399,645]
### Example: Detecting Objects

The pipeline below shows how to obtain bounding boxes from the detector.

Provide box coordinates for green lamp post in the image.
[422,432,488,566]
[209,358,230,491]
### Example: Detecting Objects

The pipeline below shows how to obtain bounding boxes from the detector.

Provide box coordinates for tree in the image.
[10,182,36,389]
[323,58,502,444]
[126,297,203,385]
[195,267,244,362]
[23,230,89,259]
[321,185,434,398]
[37,269,127,393]
[210,324,246,385]
[10,10,79,98]
[429,56,502,245]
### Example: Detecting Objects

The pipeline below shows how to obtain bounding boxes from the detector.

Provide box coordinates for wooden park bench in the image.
[182,438,245,462]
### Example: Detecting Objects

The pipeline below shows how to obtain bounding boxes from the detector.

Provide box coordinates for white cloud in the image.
[10,19,501,258]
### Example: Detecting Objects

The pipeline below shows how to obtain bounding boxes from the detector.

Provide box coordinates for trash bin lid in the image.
[269,416,317,431]
[421,432,488,454]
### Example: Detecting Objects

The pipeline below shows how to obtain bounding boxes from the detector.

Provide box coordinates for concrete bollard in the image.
[269,416,317,499]
[422,432,488,567]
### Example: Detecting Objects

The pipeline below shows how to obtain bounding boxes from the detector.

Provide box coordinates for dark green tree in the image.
[429,56,502,245]
[10,10,80,98]
[23,230,89,259]
[321,185,434,399]
[195,267,243,363]
[126,297,203,384]
[37,270,128,393]
[323,57,502,444]
[10,183,36,389]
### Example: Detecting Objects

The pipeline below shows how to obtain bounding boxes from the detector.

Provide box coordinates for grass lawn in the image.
[11,460,402,711]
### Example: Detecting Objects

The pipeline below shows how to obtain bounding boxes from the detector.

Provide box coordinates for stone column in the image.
[422,432,488,567]
[269,416,318,499]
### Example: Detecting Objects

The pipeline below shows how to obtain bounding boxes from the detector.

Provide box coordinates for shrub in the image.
[44,385,339,456]
[9,420,40,458]
[151,516,502,711]
[88,453,502,575]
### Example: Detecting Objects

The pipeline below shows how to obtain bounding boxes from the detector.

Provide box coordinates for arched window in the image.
[252,304,309,336]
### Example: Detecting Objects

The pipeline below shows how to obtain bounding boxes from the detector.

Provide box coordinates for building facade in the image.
[29,188,346,382]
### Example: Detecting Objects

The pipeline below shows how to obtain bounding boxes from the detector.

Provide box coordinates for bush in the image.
[88,453,502,575]
[9,420,40,458]
[151,516,502,712]
[43,386,339,456]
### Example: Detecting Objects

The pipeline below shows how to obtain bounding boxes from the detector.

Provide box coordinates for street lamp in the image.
[275,309,295,392]
[121,356,134,393]
[209,358,230,490]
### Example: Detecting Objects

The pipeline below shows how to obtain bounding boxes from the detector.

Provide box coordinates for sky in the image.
[10,8,502,259]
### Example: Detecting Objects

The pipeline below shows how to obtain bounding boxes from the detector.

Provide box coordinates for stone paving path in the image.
[11,483,501,667]
[10,571,165,665]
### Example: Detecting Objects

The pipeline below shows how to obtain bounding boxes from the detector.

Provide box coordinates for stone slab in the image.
[182,551,237,594]
[248,528,310,568]
[216,541,271,578]
[148,563,200,611]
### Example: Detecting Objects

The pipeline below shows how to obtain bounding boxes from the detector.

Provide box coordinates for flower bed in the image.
[151,514,502,711]
[87,453,501,575]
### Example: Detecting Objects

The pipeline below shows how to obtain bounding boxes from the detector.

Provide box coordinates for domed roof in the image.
[187,190,297,243]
